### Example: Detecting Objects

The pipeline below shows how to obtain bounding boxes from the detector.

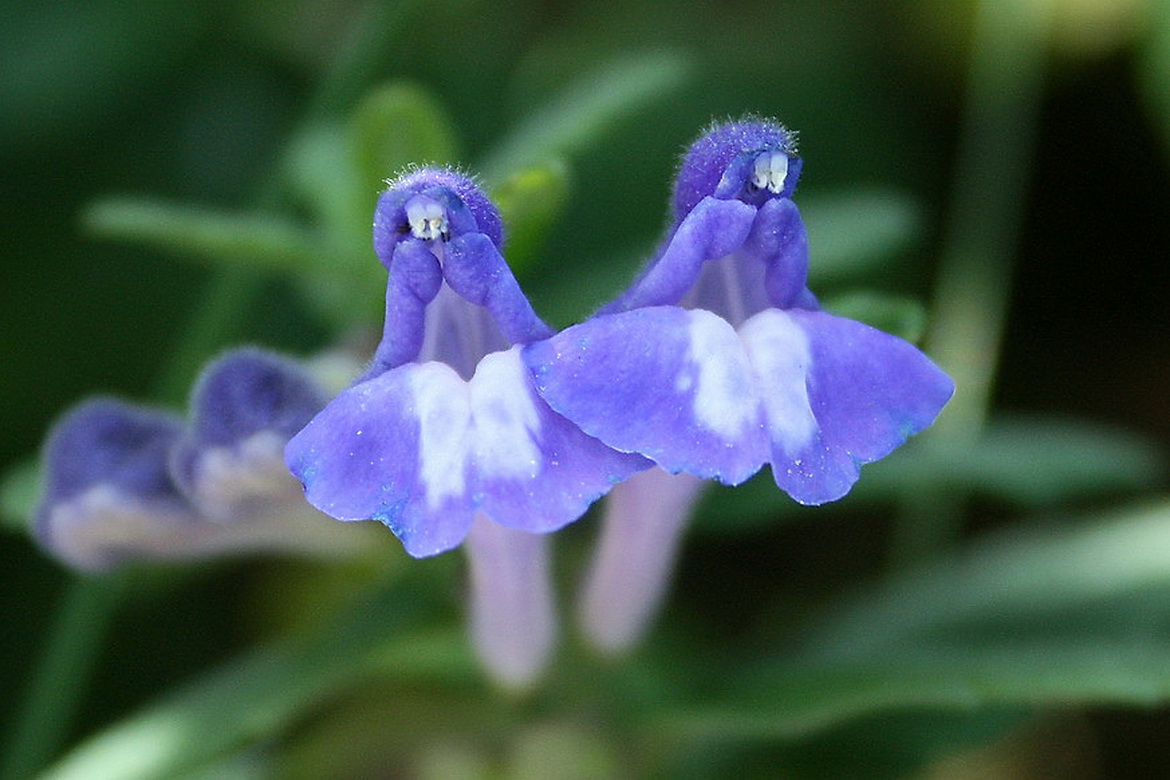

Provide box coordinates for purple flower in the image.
[36,349,358,571]
[524,118,954,505]
[171,348,330,520]
[284,168,649,559]
[36,399,191,571]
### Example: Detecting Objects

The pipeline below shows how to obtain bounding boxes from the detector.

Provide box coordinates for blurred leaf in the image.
[283,122,368,254]
[821,291,927,342]
[694,415,1164,534]
[479,51,691,182]
[1137,0,1170,157]
[0,0,206,152]
[801,188,924,284]
[663,707,1029,780]
[524,242,645,327]
[282,123,386,329]
[350,81,460,193]
[507,723,620,780]
[865,415,1166,507]
[492,158,572,276]
[81,198,320,273]
[171,750,270,780]
[669,499,1170,742]
[0,459,38,534]
[770,707,1031,780]
[40,581,458,780]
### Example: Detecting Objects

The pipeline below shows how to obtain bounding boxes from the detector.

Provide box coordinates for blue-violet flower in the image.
[524,118,954,505]
[36,348,360,571]
[284,168,649,558]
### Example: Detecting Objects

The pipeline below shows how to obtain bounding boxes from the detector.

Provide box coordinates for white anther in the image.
[406,196,448,240]
[751,151,789,194]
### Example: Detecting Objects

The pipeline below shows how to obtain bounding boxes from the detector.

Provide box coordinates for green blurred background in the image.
[2,0,1169,776]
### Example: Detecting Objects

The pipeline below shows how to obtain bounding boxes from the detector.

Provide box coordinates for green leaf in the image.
[801,188,924,285]
[283,122,369,255]
[491,158,571,276]
[0,458,39,534]
[81,198,321,273]
[350,81,460,193]
[662,707,1029,780]
[1136,0,1170,157]
[479,52,691,182]
[863,415,1166,507]
[821,291,927,342]
[280,123,387,329]
[40,581,459,780]
[671,499,1170,743]
[692,415,1164,534]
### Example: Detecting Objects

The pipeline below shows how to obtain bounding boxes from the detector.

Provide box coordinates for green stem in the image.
[888,0,1054,568]
[0,576,128,780]
[3,2,420,774]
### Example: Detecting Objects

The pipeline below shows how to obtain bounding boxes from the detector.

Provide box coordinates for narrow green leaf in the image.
[801,188,923,284]
[81,198,320,273]
[40,581,452,780]
[281,122,387,328]
[492,158,571,275]
[350,81,460,192]
[0,458,39,534]
[1136,0,1170,156]
[693,415,1164,535]
[862,415,1166,507]
[479,52,691,182]
[669,501,1170,743]
[282,122,369,254]
[803,499,1170,654]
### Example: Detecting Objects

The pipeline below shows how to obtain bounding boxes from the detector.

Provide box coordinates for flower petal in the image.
[287,347,648,557]
[525,306,767,484]
[171,349,327,518]
[472,348,650,533]
[285,361,476,557]
[34,399,196,571]
[608,196,757,312]
[370,238,444,373]
[748,198,813,310]
[739,308,954,504]
[443,233,552,345]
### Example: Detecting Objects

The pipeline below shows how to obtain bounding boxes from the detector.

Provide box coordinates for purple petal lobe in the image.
[442,233,552,344]
[740,308,954,504]
[35,399,195,571]
[609,197,757,312]
[748,198,812,310]
[285,361,475,557]
[171,348,327,514]
[524,307,767,484]
[472,349,651,532]
[287,348,647,557]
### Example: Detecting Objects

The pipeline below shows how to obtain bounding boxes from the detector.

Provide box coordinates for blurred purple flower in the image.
[36,349,360,571]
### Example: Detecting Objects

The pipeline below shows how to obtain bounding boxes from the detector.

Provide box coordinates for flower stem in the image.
[0,575,127,780]
[889,0,1054,567]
